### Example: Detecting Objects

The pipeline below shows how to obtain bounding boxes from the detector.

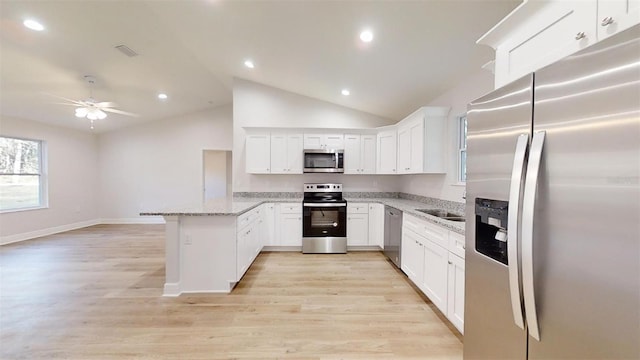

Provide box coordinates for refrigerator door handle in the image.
[522,130,546,341]
[507,133,529,330]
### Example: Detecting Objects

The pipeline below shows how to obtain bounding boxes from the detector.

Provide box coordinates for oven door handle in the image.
[303,203,347,207]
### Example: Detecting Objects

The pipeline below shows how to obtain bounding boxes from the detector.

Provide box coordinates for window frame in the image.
[0,135,48,213]
[457,114,467,184]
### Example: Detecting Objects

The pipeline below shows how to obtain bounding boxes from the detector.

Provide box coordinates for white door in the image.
[447,252,465,333]
[409,121,424,173]
[361,135,377,174]
[344,134,361,174]
[303,134,324,149]
[280,214,302,246]
[377,130,397,174]
[401,230,424,283]
[203,150,228,201]
[286,134,304,173]
[368,203,384,248]
[270,134,288,174]
[422,238,449,314]
[397,127,411,174]
[324,134,345,150]
[245,134,271,174]
[347,213,369,246]
[597,0,640,41]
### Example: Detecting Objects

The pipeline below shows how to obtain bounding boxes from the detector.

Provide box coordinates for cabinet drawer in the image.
[448,231,466,259]
[237,207,261,230]
[347,203,368,214]
[279,203,302,214]
[403,214,448,249]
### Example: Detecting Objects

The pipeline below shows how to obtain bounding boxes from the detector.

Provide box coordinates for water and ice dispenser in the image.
[475,198,509,265]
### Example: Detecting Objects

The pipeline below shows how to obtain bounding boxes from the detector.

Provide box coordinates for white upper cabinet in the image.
[396,107,448,174]
[377,130,397,174]
[270,133,303,174]
[479,0,639,89]
[246,134,271,174]
[344,134,377,174]
[303,133,344,150]
[597,0,640,41]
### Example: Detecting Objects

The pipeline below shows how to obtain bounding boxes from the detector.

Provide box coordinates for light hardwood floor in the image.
[0,224,462,359]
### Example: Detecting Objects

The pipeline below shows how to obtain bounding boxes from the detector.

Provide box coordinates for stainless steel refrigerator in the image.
[464,24,639,359]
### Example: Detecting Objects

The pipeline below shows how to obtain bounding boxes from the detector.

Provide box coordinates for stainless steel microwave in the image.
[303,149,344,173]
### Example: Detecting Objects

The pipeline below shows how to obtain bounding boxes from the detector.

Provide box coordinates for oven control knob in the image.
[333,222,338,227]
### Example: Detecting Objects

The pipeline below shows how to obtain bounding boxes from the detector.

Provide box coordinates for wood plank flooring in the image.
[0,224,462,359]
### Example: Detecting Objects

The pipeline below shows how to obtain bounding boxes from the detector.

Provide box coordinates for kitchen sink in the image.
[415,209,466,222]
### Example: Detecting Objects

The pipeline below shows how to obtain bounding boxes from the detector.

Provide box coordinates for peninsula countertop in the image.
[141,196,465,235]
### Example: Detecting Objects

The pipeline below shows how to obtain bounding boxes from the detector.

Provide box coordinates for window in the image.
[458,115,467,183]
[0,136,46,211]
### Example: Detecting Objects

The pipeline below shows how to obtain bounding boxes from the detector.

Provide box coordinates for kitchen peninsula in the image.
[141,194,464,297]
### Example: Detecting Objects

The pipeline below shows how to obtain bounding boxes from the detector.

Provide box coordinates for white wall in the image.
[98,105,232,221]
[399,70,494,202]
[233,78,399,192]
[0,116,100,243]
[203,150,231,201]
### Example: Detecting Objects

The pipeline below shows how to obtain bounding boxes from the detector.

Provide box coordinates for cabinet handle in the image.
[601,16,614,26]
[575,31,586,40]
[298,217,301,220]
[267,168,270,171]
[462,244,466,250]
[392,169,396,172]
[448,261,452,265]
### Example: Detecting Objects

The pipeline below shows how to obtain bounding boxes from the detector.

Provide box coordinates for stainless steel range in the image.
[302,183,347,254]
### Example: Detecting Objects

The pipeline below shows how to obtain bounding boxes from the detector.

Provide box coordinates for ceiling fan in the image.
[53,75,138,128]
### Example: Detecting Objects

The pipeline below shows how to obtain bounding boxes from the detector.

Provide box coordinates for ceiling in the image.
[0,1,519,133]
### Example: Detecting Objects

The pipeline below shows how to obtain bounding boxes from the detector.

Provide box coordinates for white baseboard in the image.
[163,283,181,297]
[0,218,101,246]
[100,217,166,224]
[1,217,166,245]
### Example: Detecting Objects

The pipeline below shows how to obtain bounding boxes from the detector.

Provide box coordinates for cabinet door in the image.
[270,134,288,174]
[246,134,271,174]
[264,203,276,246]
[409,121,424,173]
[397,126,411,174]
[368,203,384,248]
[344,134,362,174]
[422,238,449,314]
[303,134,323,149]
[347,213,369,246]
[401,230,424,284]
[361,135,377,174]
[377,130,397,174]
[494,1,598,88]
[324,134,345,150]
[280,214,302,246]
[597,0,640,41]
[236,226,251,279]
[447,253,465,333]
[286,134,304,173]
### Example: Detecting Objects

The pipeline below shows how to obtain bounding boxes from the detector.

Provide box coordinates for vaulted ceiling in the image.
[0,1,519,132]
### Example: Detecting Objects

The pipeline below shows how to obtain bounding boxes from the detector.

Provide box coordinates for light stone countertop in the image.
[141,196,464,235]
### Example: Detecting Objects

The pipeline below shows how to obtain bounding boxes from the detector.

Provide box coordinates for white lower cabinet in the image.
[401,213,465,333]
[347,213,369,246]
[421,237,449,314]
[447,252,465,333]
[401,229,424,282]
[236,206,265,280]
[277,203,302,246]
[368,203,385,248]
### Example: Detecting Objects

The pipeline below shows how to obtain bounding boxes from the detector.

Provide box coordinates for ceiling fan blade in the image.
[95,101,117,108]
[102,108,140,117]
[44,93,86,106]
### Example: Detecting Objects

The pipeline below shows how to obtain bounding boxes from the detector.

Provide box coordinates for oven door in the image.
[303,203,347,238]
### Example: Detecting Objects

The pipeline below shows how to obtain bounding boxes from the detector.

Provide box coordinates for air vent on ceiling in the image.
[114,44,139,57]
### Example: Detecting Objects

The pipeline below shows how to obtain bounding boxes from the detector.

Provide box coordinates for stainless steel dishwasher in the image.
[383,206,402,268]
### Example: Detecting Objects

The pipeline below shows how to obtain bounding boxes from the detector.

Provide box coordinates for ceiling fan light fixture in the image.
[75,107,88,118]
[96,109,107,120]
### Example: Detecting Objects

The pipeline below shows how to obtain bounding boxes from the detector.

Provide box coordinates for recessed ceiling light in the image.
[360,30,373,43]
[341,89,350,96]
[23,19,45,31]
[158,93,168,100]
[244,60,255,69]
